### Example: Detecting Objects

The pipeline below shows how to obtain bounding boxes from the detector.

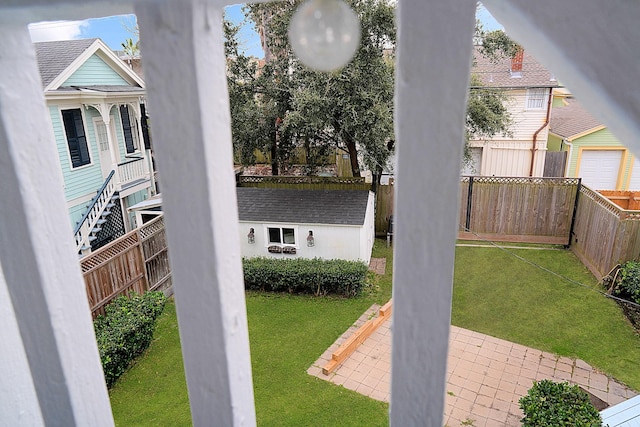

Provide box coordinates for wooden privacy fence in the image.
[80,215,171,317]
[375,183,394,236]
[238,175,369,190]
[459,176,581,244]
[571,186,640,279]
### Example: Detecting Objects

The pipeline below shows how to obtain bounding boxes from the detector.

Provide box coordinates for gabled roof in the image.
[472,47,558,88]
[35,38,97,88]
[34,38,145,91]
[237,188,370,226]
[550,98,604,140]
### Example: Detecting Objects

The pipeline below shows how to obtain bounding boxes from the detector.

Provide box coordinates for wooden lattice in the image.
[81,232,140,273]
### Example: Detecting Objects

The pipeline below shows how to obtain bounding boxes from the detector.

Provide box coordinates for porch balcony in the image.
[116,155,151,197]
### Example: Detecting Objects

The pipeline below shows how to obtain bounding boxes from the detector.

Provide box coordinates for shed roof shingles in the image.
[237,188,369,226]
[34,38,98,88]
[550,98,603,139]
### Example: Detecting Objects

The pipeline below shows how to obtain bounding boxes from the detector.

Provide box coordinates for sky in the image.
[28,4,502,57]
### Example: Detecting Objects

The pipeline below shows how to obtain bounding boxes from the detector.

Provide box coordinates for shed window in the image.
[62,108,91,168]
[268,227,296,245]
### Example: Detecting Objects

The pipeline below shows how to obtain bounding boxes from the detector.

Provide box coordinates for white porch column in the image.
[0,24,113,425]
[391,1,476,426]
[136,1,256,426]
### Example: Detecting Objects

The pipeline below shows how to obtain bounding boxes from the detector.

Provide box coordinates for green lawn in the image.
[109,240,640,425]
[452,246,640,390]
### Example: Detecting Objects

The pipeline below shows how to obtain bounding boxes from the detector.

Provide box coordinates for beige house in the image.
[465,48,559,177]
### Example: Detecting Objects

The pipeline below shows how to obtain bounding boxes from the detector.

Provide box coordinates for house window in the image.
[267,227,296,245]
[62,108,91,168]
[120,105,140,154]
[526,88,547,110]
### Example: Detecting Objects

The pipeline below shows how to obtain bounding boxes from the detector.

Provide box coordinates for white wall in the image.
[468,88,550,177]
[239,221,364,262]
[359,192,375,264]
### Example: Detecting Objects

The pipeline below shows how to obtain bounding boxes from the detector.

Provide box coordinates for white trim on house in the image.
[263,224,299,248]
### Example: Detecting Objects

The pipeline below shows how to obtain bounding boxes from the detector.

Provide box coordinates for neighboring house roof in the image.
[550,98,603,140]
[35,38,97,88]
[472,47,558,88]
[237,188,370,225]
[34,38,145,91]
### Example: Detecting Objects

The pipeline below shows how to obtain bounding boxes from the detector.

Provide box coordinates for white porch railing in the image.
[73,170,117,253]
[117,156,145,187]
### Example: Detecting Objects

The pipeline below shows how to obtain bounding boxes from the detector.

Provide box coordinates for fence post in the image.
[567,178,581,248]
[465,176,474,232]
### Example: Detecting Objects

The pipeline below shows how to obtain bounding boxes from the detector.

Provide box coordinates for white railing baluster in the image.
[391,2,476,426]
[0,23,113,425]
[136,1,256,425]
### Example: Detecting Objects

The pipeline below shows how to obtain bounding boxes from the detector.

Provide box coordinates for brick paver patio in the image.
[308,305,637,427]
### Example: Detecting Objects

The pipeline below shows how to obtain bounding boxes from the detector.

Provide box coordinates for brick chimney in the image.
[510,47,524,77]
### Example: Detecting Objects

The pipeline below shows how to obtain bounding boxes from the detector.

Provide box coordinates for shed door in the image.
[628,159,640,190]
[578,150,622,190]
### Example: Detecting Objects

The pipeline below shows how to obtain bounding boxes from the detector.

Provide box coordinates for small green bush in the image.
[519,380,602,427]
[615,261,640,304]
[243,257,369,296]
[94,291,167,387]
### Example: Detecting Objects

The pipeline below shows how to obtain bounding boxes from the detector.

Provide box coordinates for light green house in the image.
[548,97,639,190]
[35,38,155,253]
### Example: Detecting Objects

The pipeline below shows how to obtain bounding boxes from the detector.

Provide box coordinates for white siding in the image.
[239,222,363,261]
[461,147,482,175]
[468,88,550,177]
[359,192,375,264]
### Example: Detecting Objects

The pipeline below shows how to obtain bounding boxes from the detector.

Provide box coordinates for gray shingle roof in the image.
[472,47,558,88]
[237,188,370,226]
[550,98,603,139]
[34,38,97,88]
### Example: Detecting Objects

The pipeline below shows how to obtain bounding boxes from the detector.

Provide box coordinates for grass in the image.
[452,246,640,390]
[109,239,640,425]
[110,241,393,426]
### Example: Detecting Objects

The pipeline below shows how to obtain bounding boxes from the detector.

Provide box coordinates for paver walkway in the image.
[308,306,637,427]
[368,258,386,275]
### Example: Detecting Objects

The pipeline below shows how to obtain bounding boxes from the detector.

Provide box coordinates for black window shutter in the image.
[120,105,135,153]
[62,109,90,168]
[140,103,152,150]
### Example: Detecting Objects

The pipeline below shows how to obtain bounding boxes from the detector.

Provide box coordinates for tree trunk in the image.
[271,130,279,176]
[346,140,361,177]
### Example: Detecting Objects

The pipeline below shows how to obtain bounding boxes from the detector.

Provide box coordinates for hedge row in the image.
[243,257,369,296]
[519,380,602,426]
[94,291,167,387]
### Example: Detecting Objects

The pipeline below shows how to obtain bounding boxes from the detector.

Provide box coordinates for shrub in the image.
[243,257,369,296]
[519,380,602,427]
[615,260,640,304]
[94,291,167,387]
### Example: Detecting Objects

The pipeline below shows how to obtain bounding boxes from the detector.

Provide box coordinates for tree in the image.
[225,2,516,176]
[229,0,395,177]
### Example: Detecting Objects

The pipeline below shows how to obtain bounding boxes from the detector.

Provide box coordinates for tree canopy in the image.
[224,1,516,176]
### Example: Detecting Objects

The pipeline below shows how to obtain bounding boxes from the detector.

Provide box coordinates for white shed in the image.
[129,188,376,264]
[238,188,375,264]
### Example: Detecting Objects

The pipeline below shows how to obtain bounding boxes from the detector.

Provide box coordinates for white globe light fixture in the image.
[288,0,361,72]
